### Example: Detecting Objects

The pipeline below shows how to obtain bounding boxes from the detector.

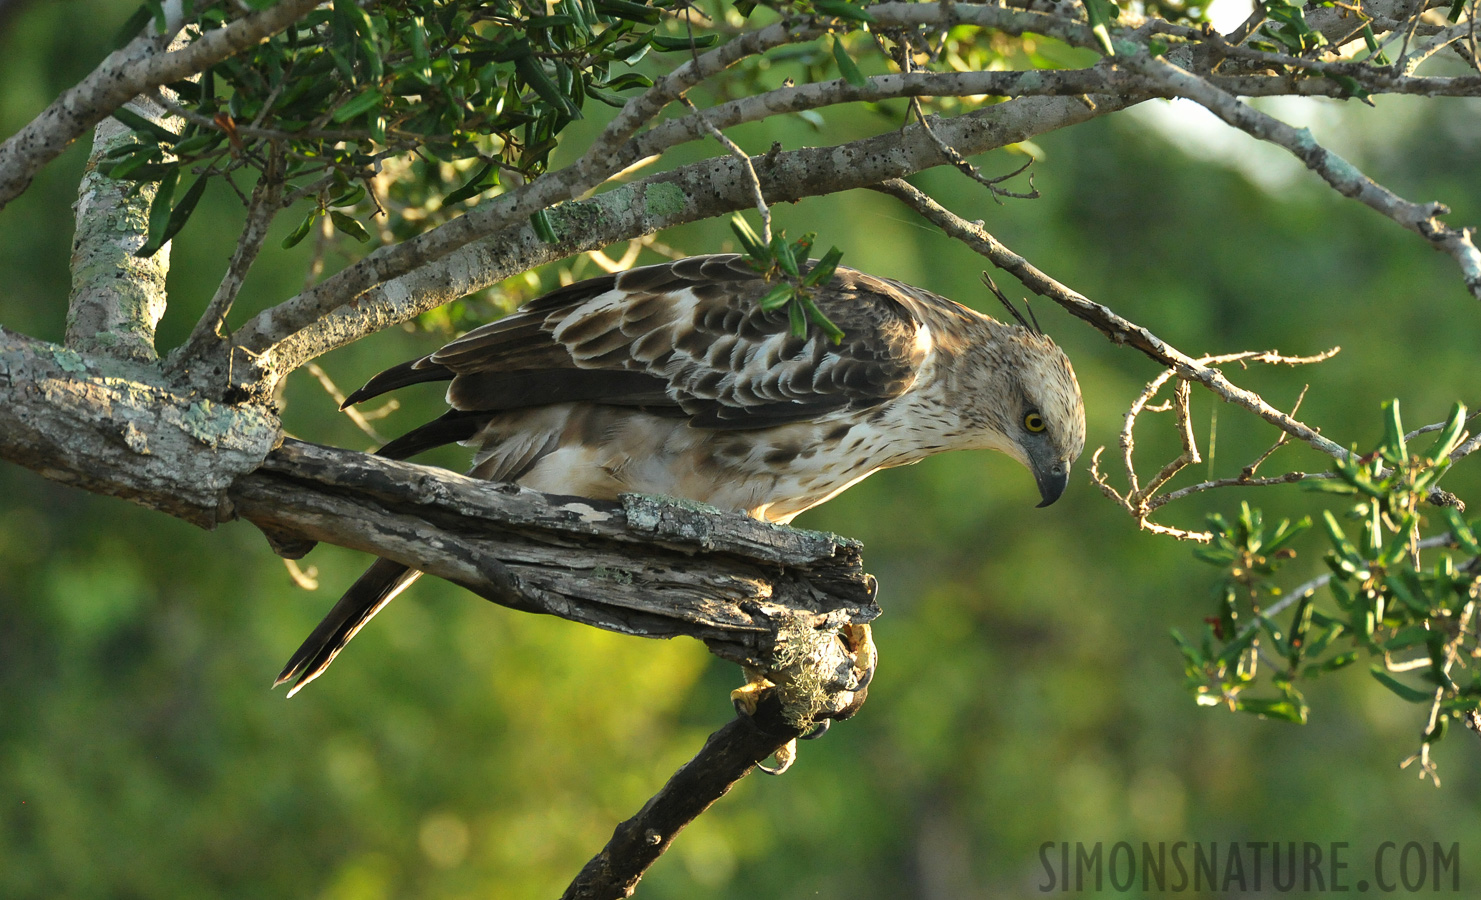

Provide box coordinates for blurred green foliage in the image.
[3,1,1481,898]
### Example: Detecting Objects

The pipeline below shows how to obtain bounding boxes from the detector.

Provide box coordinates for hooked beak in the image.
[1034,463,1070,508]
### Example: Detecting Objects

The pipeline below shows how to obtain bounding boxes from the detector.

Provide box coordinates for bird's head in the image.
[980,328,1086,507]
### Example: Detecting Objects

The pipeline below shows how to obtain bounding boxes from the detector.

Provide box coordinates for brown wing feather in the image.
[409,254,929,431]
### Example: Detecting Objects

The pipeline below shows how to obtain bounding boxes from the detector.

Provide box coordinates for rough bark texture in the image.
[66,106,174,361]
[230,439,881,671]
[0,328,280,527]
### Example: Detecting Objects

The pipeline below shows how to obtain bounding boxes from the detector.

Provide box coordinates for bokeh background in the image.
[3,1,1481,897]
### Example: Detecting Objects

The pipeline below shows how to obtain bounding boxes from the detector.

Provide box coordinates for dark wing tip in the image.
[342,358,453,409]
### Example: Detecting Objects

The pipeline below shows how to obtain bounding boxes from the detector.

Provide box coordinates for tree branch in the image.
[65,102,176,361]
[873,178,1351,460]
[228,439,879,668]
[244,91,1133,385]
[0,328,280,527]
[1130,55,1481,302]
[561,700,802,900]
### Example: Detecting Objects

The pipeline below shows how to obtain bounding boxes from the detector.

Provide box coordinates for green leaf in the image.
[832,36,868,88]
[329,210,371,242]
[134,168,177,259]
[1304,650,1358,677]
[281,209,319,249]
[111,106,180,144]
[530,208,559,243]
[443,159,498,204]
[802,246,844,287]
[800,293,845,344]
[1442,507,1480,555]
[1371,667,1433,703]
[172,132,224,157]
[787,296,808,338]
[585,85,629,107]
[1360,23,1391,64]
[757,283,794,312]
[649,33,719,50]
[813,0,877,22]
[330,185,367,208]
[730,215,769,264]
[594,0,661,24]
[332,88,384,123]
[771,234,799,278]
[604,72,655,91]
[1381,399,1407,465]
[515,56,581,118]
[1234,697,1307,723]
[1171,628,1205,666]
[1080,0,1117,55]
[1427,402,1467,463]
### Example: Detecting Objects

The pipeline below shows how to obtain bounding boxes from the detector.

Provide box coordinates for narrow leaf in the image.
[282,209,318,249]
[802,246,844,287]
[134,168,178,258]
[444,159,498,204]
[832,37,868,88]
[1371,667,1434,703]
[329,210,370,242]
[332,88,384,123]
[814,0,877,22]
[111,106,180,144]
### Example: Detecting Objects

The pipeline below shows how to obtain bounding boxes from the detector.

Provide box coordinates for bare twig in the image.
[681,95,772,242]
[1130,55,1481,302]
[172,150,285,370]
[873,178,1350,460]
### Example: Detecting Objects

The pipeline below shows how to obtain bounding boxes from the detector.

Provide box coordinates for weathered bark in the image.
[231,439,880,671]
[0,328,280,527]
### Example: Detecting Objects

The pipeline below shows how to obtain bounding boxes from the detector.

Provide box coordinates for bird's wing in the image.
[349,254,932,435]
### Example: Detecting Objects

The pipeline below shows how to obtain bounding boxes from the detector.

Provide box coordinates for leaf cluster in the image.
[729,214,846,343]
[104,0,711,255]
[1175,402,1481,776]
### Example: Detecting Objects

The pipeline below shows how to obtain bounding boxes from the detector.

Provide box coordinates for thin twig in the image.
[872,178,1351,460]
[681,95,772,242]
[172,148,284,370]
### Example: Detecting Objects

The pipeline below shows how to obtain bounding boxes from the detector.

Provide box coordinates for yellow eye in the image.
[1024,411,1047,433]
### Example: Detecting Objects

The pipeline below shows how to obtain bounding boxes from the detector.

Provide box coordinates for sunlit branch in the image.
[1130,55,1481,303]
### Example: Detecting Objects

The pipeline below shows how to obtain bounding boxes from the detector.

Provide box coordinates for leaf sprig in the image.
[1177,401,1479,783]
[730,214,846,343]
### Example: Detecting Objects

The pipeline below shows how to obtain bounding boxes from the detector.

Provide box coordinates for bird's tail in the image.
[275,558,422,697]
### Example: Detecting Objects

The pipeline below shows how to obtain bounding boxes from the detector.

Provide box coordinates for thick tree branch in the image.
[229,439,879,667]
[65,105,175,361]
[242,92,1132,385]
[0,328,280,526]
[0,0,319,212]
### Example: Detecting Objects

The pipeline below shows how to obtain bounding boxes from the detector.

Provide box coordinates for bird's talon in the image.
[757,739,797,775]
[730,680,769,717]
[800,719,831,740]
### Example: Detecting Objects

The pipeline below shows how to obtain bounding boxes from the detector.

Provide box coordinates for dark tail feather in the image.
[276,558,422,696]
[375,410,487,460]
[342,358,453,409]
